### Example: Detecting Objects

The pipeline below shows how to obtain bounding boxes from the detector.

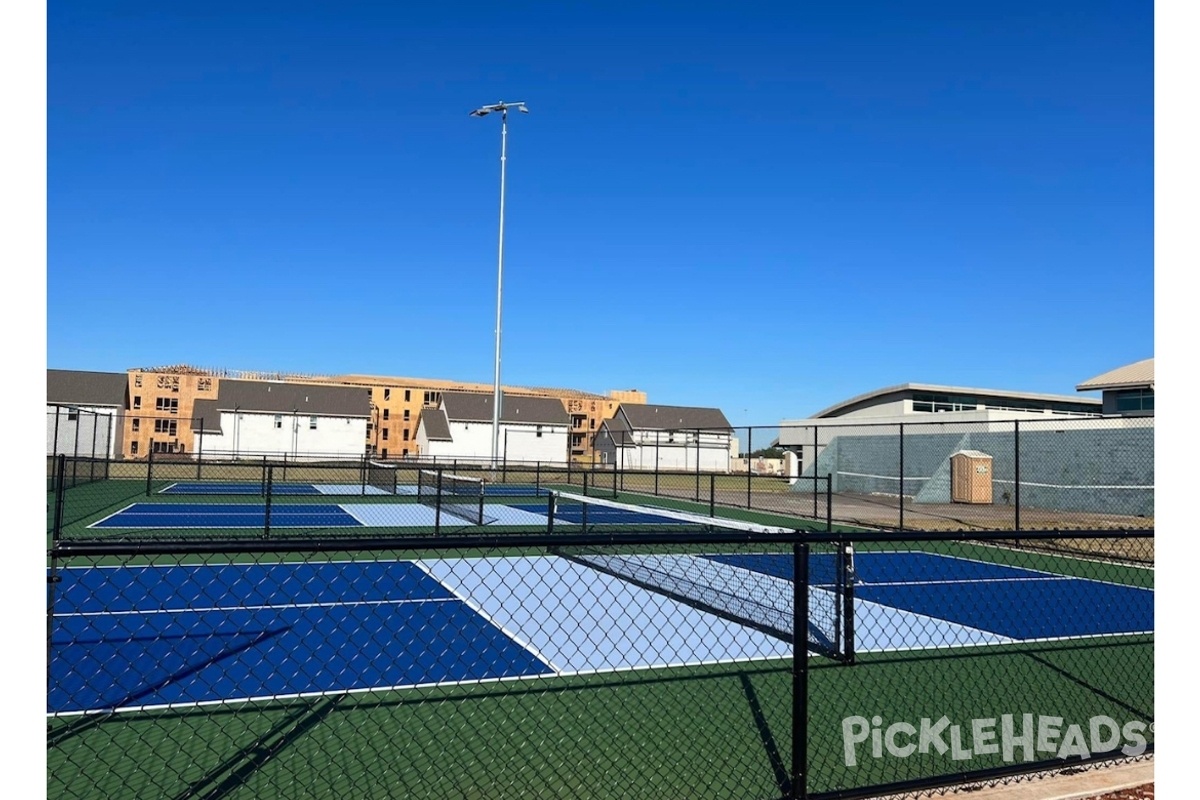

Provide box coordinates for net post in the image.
[535,461,541,493]
[546,492,556,534]
[825,476,832,531]
[261,455,268,497]
[435,469,443,536]
[792,538,810,800]
[841,542,856,666]
[583,470,589,497]
[263,466,273,540]
[475,474,485,527]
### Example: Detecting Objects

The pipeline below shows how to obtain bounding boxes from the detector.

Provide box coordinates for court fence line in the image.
[46,464,1153,800]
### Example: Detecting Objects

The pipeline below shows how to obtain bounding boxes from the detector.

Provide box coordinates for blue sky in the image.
[46,1,1154,426]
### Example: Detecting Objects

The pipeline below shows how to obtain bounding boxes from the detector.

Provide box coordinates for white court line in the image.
[410,561,562,674]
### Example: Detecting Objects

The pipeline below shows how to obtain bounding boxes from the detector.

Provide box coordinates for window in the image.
[384,388,391,400]
[403,429,409,441]
[403,409,410,421]
[589,419,595,430]
[381,448,388,458]
[155,397,179,414]
[382,429,389,440]
[274,415,283,429]
[131,419,140,432]
[1115,390,1154,413]
[67,408,78,421]
[668,432,676,443]
[133,396,141,410]
[536,425,543,438]
[310,416,318,430]
[402,448,409,457]
[198,377,212,392]
[134,374,142,388]
[383,409,390,420]
[423,391,441,407]
[154,419,178,436]
[404,390,411,402]
[912,393,976,413]
[131,441,139,455]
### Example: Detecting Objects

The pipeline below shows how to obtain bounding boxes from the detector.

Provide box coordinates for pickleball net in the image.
[547,491,854,663]
[366,460,399,495]
[417,469,487,526]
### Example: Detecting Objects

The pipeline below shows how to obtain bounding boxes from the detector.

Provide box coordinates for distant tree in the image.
[748,447,784,459]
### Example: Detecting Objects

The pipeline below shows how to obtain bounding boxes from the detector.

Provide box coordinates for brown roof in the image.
[46,370,127,407]
[441,392,570,425]
[1076,359,1154,392]
[617,403,731,431]
[214,380,370,417]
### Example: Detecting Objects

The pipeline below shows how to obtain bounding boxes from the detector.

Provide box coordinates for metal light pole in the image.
[470,100,528,466]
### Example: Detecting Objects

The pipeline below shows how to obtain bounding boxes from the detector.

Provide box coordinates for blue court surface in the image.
[48,551,1153,715]
[160,482,392,496]
[90,500,686,530]
[158,482,548,498]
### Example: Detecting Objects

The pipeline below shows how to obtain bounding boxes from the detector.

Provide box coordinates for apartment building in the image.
[50,365,645,462]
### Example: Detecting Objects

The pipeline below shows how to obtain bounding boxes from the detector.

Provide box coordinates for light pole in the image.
[470,100,528,467]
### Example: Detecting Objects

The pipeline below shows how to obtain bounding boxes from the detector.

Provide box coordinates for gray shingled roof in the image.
[441,392,569,425]
[418,408,453,441]
[215,380,370,417]
[598,416,637,446]
[1076,359,1154,391]
[191,400,224,433]
[46,370,128,407]
[617,403,731,432]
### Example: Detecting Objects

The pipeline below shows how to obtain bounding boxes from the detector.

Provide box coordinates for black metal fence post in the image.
[899,422,905,531]
[196,418,204,480]
[1014,420,1021,532]
[792,538,810,800]
[145,443,155,496]
[709,473,716,518]
[263,466,274,540]
[654,431,660,497]
[694,429,701,502]
[812,426,819,520]
[746,426,753,510]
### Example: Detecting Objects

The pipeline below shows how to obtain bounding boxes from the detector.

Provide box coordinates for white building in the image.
[593,403,734,472]
[191,379,369,460]
[774,382,1108,473]
[415,392,570,463]
[46,370,128,458]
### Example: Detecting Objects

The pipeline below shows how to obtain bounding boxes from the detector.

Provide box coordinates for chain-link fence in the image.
[48,520,1152,799]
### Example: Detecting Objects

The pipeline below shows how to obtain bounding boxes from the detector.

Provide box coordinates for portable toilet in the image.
[950,450,993,504]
